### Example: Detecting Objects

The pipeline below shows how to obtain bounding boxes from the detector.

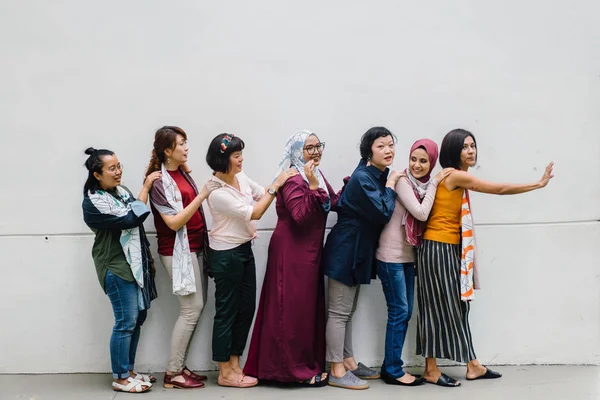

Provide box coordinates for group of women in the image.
[82,126,554,393]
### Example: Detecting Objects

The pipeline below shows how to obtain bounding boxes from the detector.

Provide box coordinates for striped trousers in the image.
[416,240,477,363]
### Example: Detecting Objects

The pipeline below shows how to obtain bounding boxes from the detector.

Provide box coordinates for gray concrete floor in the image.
[0,366,598,400]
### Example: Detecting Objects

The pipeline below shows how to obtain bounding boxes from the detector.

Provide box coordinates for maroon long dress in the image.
[244,173,340,382]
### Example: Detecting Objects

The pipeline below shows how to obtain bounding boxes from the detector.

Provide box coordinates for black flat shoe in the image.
[298,373,328,387]
[426,373,461,387]
[466,367,502,381]
[381,373,425,386]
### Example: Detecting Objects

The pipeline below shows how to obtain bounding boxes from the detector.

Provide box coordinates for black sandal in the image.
[466,367,502,381]
[382,373,426,386]
[298,373,328,387]
[426,373,461,387]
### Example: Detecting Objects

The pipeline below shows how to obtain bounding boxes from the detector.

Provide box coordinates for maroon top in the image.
[152,169,204,256]
[244,173,341,382]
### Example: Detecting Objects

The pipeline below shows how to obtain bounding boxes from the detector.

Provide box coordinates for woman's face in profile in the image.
[94,154,123,190]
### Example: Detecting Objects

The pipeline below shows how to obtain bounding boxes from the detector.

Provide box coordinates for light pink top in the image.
[376,176,440,263]
[207,172,265,251]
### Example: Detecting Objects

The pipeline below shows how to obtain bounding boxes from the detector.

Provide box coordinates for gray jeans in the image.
[160,252,208,372]
[325,278,361,363]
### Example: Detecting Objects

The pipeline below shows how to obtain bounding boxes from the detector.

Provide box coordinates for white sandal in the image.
[112,377,152,393]
[133,373,156,383]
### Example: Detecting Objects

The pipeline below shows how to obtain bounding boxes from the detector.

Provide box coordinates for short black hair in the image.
[439,129,478,169]
[359,126,396,160]
[83,147,114,195]
[206,133,245,173]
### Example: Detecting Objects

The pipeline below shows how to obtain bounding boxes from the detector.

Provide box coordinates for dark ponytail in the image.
[83,147,114,195]
[146,149,163,178]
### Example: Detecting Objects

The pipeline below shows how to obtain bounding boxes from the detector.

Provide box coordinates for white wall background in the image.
[0,0,598,373]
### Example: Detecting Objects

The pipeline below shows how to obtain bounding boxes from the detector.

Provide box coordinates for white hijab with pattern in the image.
[274,130,328,194]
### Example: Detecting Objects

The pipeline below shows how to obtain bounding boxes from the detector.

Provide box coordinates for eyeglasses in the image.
[106,163,123,173]
[303,142,326,155]
[220,134,235,153]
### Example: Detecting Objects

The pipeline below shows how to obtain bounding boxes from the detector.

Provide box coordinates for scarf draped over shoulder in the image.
[83,185,157,310]
[150,164,210,294]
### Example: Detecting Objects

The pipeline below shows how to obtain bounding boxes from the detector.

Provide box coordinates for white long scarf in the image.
[151,164,196,296]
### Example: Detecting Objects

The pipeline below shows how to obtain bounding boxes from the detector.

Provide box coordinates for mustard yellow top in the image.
[423,179,464,245]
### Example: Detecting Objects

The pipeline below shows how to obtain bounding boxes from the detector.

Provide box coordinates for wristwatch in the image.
[267,187,277,196]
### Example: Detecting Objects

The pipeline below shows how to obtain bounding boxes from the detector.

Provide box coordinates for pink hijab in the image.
[404,139,439,246]
[407,139,439,183]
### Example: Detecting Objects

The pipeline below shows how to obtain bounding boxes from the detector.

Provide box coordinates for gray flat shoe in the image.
[350,362,381,380]
[328,371,369,390]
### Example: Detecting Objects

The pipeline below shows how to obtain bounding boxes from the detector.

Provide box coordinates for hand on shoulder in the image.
[202,179,223,200]
[433,167,455,183]
[144,171,162,190]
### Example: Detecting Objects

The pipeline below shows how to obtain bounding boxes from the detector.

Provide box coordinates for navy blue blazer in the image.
[323,159,397,286]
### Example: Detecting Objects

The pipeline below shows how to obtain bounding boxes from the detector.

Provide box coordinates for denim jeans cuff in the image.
[382,366,405,378]
[113,372,130,379]
[128,364,134,371]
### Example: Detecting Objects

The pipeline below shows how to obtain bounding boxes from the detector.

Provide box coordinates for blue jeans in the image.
[104,270,147,379]
[377,260,415,378]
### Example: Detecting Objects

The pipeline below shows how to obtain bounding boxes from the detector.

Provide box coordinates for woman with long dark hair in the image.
[417,129,553,387]
[145,126,218,389]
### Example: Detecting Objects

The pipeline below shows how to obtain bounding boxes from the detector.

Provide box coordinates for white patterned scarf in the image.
[150,163,196,296]
[87,186,147,308]
[274,130,330,210]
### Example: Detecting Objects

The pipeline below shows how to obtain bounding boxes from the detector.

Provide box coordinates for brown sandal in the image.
[183,366,207,381]
[164,372,205,389]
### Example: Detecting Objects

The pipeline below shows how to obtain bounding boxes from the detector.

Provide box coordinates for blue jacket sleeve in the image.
[344,171,396,225]
[83,197,150,231]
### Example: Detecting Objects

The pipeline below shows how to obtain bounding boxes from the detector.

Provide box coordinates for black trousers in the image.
[209,241,257,362]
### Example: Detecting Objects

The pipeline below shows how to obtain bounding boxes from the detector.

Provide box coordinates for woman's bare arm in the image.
[445,162,554,195]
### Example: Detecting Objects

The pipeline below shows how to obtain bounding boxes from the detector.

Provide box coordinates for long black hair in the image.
[83,147,114,195]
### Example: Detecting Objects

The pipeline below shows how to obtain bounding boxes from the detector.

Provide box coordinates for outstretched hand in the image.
[538,162,554,188]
